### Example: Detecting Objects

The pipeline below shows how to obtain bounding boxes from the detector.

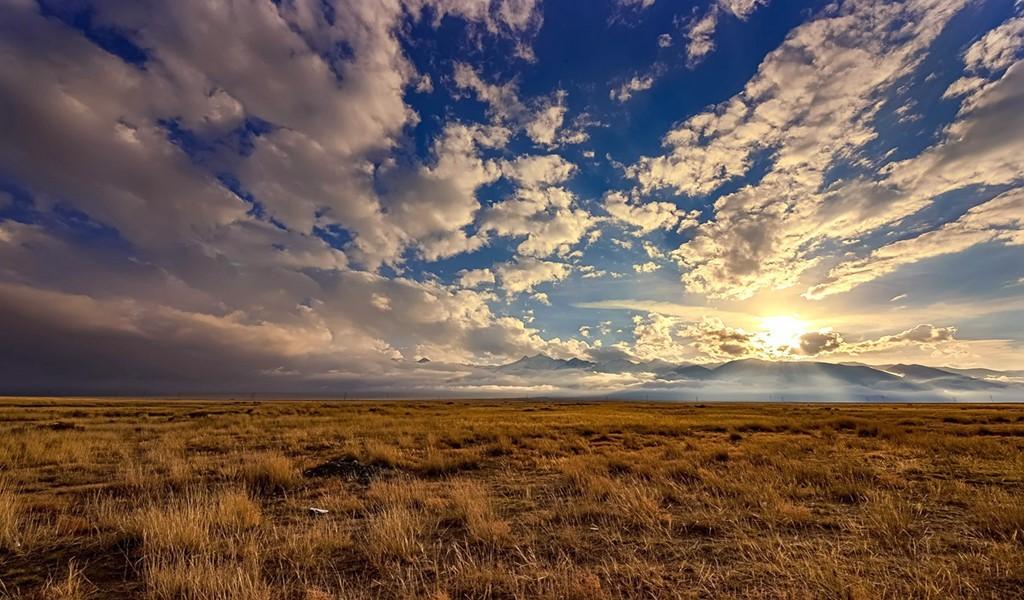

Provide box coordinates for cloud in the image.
[0,0,547,273]
[0,0,1020,394]
[453,63,579,146]
[797,330,844,355]
[615,0,657,9]
[807,187,1024,298]
[479,186,597,257]
[524,91,569,146]
[458,268,496,288]
[632,0,970,299]
[0,0,596,394]
[0,3,249,249]
[495,257,572,294]
[377,122,507,263]
[501,154,577,188]
[625,314,758,363]
[683,0,769,67]
[407,0,543,36]
[963,15,1024,73]
[684,7,720,66]
[610,75,655,102]
[842,324,959,356]
[602,191,699,234]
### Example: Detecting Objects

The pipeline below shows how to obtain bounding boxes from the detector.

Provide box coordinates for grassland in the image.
[1,398,1023,599]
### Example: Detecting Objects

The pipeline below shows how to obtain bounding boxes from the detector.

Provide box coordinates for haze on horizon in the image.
[0,0,1022,396]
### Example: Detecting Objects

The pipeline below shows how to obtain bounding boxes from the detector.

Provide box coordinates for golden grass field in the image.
[1,398,1023,599]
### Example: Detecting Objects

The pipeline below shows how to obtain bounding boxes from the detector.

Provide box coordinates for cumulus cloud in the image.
[479,185,597,258]
[684,7,720,66]
[633,0,971,299]
[625,314,758,363]
[0,0,594,393]
[458,268,496,288]
[602,191,699,234]
[797,330,844,356]
[963,15,1024,74]
[454,64,582,147]
[377,122,506,262]
[683,0,768,67]
[610,75,655,102]
[495,257,572,294]
[0,0,1019,394]
[501,154,577,188]
[616,0,657,9]
[841,324,959,356]
[615,309,964,364]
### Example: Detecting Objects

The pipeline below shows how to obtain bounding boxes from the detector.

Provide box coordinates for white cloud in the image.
[806,187,1024,299]
[501,154,577,188]
[525,90,569,146]
[633,0,970,299]
[684,7,720,66]
[0,0,600,392]
[454,63,579,147]
[642,240,665,259]
[480,186,597,257]
[496,257,572,294]
[610,75,655,102]
[602,191,700,234]
[963,15,1024,73]
[377,122,506,263]
[408,0,543,38]
[658,33,673,48]
[371,293,392,311]
[458,268,496,288]
[616,0,657,9]
[684,0,769,67]
[619,310,965,364]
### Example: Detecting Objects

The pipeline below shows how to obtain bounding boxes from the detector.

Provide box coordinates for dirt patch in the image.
[303,457,389,484]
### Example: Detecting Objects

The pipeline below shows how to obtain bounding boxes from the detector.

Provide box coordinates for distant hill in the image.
[881,364,1007,390]
[709,358,909,387]
[497,355,596,372]
[490,354,1019,399]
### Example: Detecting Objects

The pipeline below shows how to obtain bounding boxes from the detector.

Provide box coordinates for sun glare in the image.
[759,315,809,350]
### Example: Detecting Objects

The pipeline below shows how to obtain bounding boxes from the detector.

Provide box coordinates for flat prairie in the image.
[1,398,1023,599]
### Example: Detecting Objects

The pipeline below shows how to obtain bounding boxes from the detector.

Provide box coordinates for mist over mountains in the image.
[485,355,1023,402]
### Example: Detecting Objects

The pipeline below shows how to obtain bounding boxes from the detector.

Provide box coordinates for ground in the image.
[1,398,1023,599]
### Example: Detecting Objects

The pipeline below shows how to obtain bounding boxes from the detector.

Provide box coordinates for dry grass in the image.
[447,479,511,545]
[1,398,1024,598]
[0,477,24,553]
[364,506,429,565]
[237,453,300,496]
[144,554,270,600]
[38,561,91,600]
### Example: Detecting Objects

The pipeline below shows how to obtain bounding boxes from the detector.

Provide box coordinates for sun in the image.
[759,315,809,350]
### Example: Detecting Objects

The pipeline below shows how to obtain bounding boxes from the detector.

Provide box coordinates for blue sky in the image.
[0,0,1022,394]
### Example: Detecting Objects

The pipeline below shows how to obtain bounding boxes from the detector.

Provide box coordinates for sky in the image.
[0,0,1023,395]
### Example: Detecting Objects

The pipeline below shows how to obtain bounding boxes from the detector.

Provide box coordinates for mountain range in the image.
[491,354,1020,399]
